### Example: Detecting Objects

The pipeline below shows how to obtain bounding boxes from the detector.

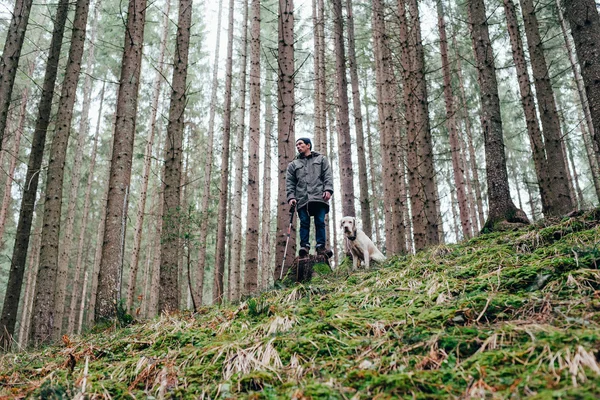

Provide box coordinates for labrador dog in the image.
[340,216,386,270]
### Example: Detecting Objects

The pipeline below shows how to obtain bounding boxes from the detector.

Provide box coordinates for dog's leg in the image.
[352,254,359,271]
[364,251,370,269]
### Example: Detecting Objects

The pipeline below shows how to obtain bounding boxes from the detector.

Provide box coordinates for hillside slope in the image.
[3,210,600,399]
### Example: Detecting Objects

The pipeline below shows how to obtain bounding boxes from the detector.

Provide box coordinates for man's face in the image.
[296,140,310,153]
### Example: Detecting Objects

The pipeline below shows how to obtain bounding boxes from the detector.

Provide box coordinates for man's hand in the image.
[289,199,297,207]
[323,192,331,201]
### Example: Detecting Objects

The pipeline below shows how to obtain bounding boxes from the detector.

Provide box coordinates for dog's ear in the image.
[340,218,344,228]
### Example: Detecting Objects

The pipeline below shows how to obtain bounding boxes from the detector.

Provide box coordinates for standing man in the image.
[287,137,334,257]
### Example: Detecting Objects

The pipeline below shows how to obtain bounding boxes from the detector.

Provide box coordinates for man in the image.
[286,137,334,257]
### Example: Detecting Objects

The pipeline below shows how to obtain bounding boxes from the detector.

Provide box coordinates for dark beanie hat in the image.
[296,137,312,149]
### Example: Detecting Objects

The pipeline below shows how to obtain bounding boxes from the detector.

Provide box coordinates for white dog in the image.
[340,216,386,270]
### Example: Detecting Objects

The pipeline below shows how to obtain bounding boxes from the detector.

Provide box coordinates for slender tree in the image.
[275,0,296,279]
[213,0,235,304]
[520,0,573,215]
[127,0,172,313]
[95,0,148,321]
[467,0,529,229]
[346,0,372,236]
[244,0,261,297]
[0,0,33,147]
[0,0,69,349]
[260,80,273,290]
[159,0,193,313]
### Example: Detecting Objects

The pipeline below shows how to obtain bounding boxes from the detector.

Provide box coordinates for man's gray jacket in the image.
[286,151,334,211]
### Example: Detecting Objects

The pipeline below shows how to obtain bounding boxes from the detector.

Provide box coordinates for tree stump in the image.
[288,254,330,283]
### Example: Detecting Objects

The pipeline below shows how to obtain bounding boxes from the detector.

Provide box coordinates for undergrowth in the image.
[3,209,600,398]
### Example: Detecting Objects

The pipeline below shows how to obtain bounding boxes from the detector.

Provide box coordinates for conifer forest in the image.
[0,0,600,353]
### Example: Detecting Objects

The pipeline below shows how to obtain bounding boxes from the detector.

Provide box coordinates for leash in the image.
[279,204,296,280]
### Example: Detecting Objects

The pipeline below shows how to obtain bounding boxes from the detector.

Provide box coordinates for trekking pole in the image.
[279,205,296,280]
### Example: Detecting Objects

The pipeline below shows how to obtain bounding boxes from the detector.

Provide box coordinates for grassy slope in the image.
[3,210,600,399]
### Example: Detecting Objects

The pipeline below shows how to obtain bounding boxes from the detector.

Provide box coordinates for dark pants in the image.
[298,203,327,249]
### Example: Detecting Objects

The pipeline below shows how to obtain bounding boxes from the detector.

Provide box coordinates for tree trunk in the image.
[436,0,471,240]
[371,0,405,254]
[32,0,90,344]
[274,0,296,280]
[332,0,355,218]
[0,0,69,350]
[67,81,106,335]
[520,0,573,216]
[503,0,551,217]
[0,0,33,147]
[563,0,600,159]
[96,0,147,321]
[230,0,249,302]
[316,0,327,153]
[244,0,261,297]
[363,89,382,246]
[159,0,192,313]
[213,0,235,304]
[346,0,371,237]
[328,108,339,266]
[127,0,171,313]
[467,0,529,229]
[196,0,223,303]
[17,221,41,348]
[260,79,273,291]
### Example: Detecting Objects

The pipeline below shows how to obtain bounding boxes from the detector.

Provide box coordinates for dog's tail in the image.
[372,251,386,263]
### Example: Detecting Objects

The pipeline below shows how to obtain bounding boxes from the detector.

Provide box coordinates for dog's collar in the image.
[347,235,356,241]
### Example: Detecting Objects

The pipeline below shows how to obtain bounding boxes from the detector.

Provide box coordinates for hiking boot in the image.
[316,246,333,258]
[299,246,309,257]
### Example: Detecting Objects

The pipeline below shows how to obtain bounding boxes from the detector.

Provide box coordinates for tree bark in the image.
[274,0,296,280]
[0,0,70,350]
[520,0,573,216]
[127,0,171,313]
[260,78,273,291]
[371,0,405,254]
[213,0,235,304]
[230,0,249,302]
[244,0,261,297]
[332,0,355,218]
[96,0,147,321]
[502,0,551,217]
[159,0,192,313]
[467,0,529,229]
[0,0,33,147]
[563,0,600,160]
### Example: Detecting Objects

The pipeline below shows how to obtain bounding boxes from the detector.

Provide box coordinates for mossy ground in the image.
[3,210,600,398]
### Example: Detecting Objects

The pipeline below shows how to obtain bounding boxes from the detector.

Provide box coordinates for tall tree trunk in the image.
[17,221,41,348]
[363,89,382,246]
[244,0,261,297]
[371,0,405,254]
[346,0,371,237]
[0,0,33,147]
[159,0,192,313]
[332,0,355,218]
[127,0,171,313]
[467,0,529,229]
[328,108,339,266]
[230,0,249,303]
[33,0,90,344]
[436,0,471,240]
[520,0,573,215]
[316,0,327,153]
[563,0,600,159]
[0,0,69,350]
[260,80,273,291]
[95,0,147,321]
[67,81,106,335]
[503,0,551,216]
[274,0,296,280]
[196,0,223,302]
[213,0,235,304]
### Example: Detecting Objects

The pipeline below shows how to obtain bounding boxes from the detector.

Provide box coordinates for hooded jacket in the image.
[286,151,334,211]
